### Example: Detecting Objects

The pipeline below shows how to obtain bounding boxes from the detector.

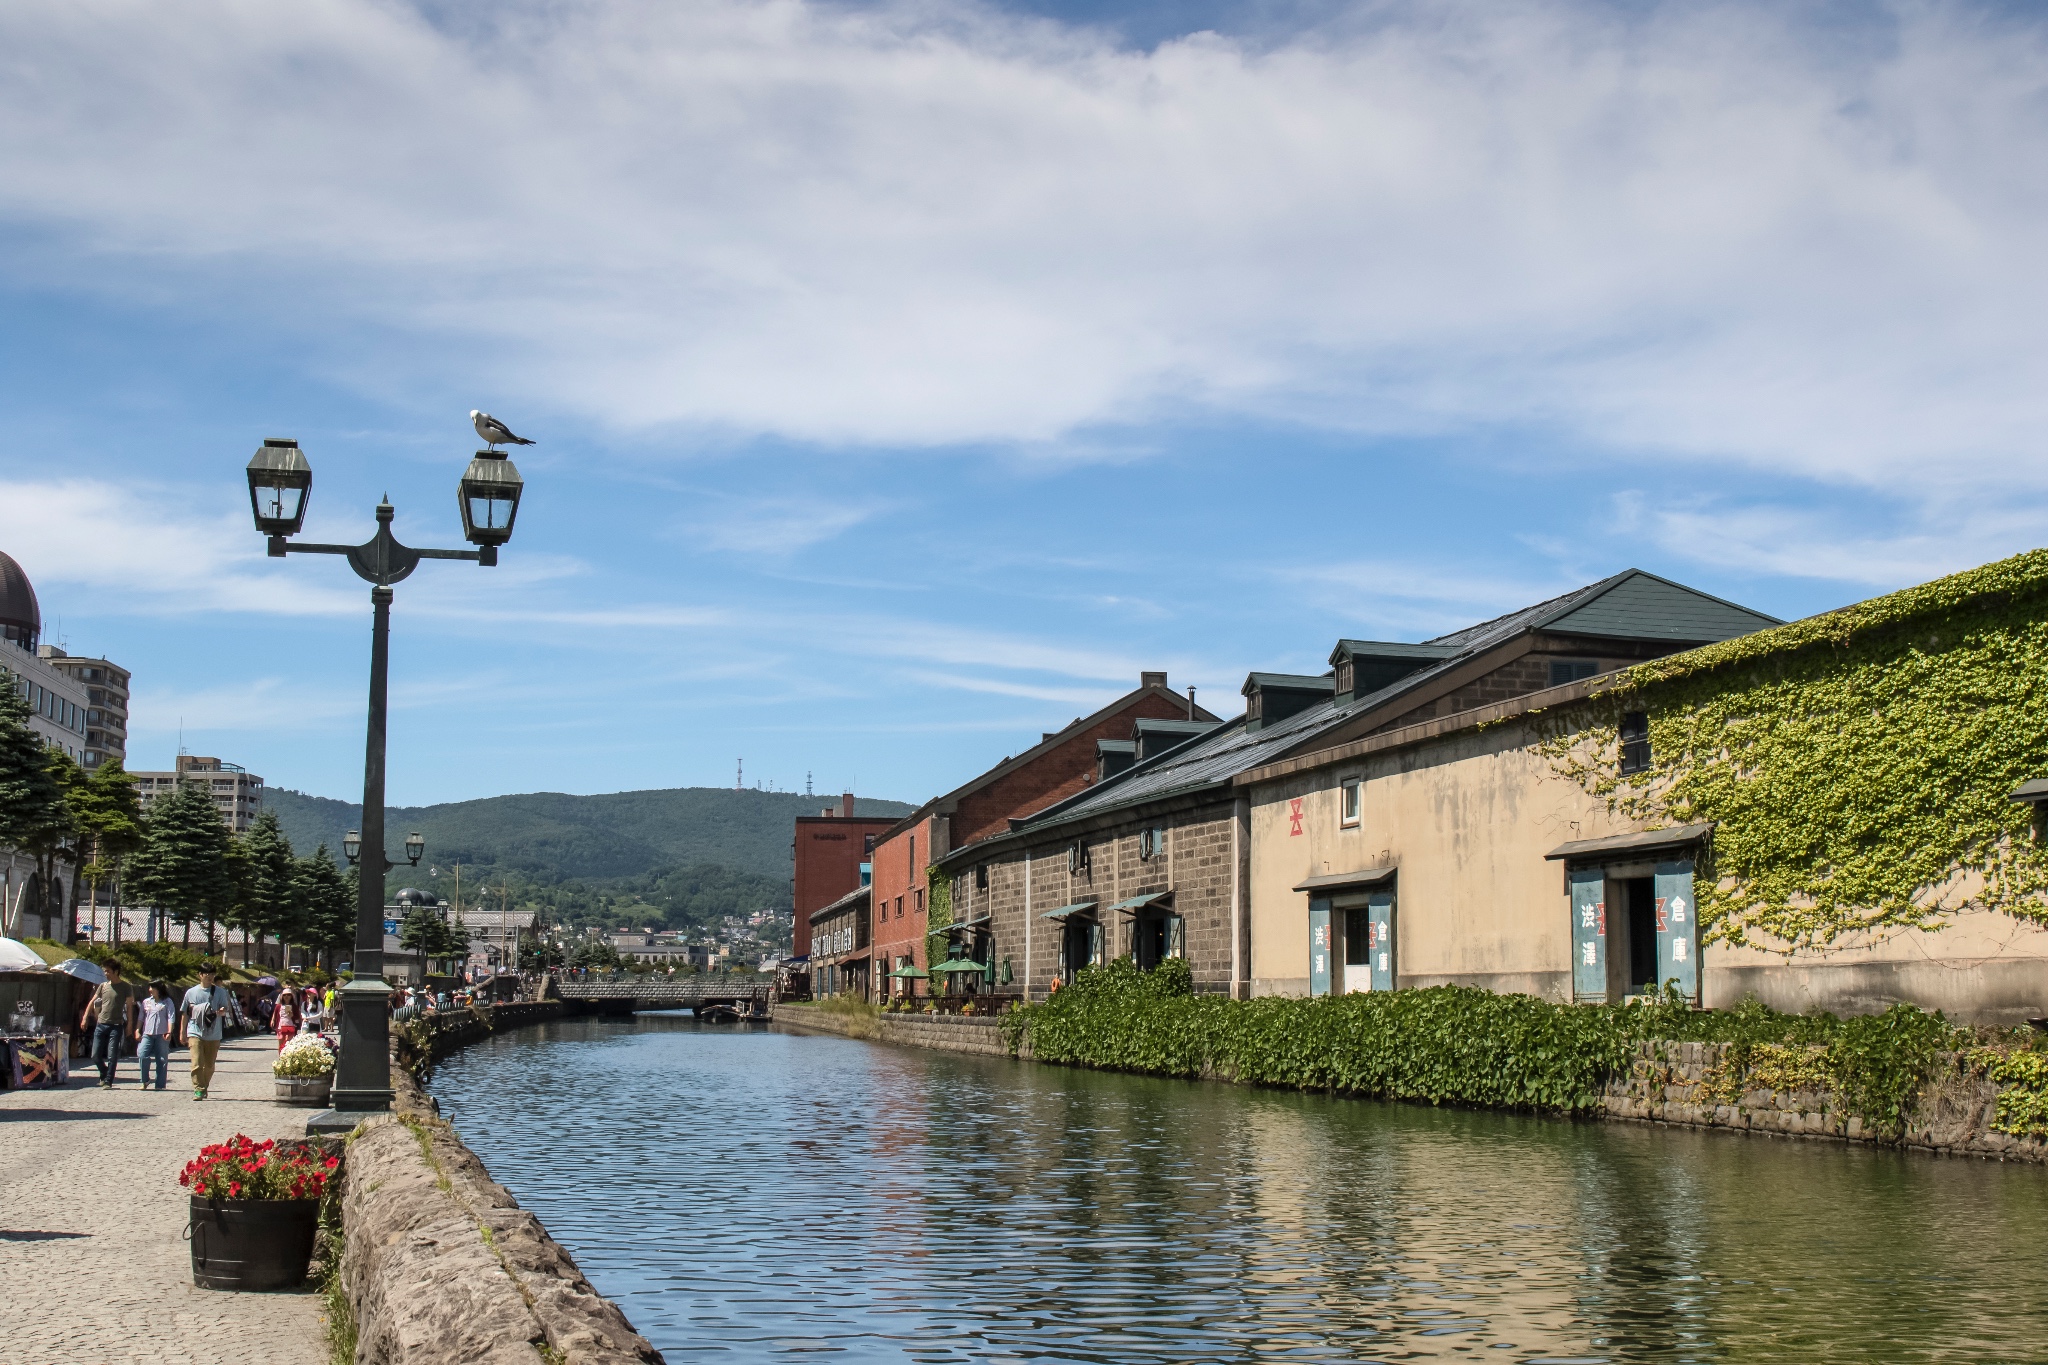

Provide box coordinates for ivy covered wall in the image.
[1551,549,2048,951]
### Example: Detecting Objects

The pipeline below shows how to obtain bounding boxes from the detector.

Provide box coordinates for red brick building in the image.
[792,793,897,960]
[869,672,1216,1000]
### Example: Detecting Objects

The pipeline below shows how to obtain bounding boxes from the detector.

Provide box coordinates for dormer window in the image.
[1335,660,1354,697]
[1549,659,1599,687]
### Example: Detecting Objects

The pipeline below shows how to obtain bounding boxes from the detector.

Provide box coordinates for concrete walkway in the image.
[0,1034,329,1365]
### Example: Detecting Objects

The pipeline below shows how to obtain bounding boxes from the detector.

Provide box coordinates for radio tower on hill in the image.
[736,757,743,791]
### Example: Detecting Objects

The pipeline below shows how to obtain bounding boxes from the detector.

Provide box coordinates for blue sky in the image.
[3,0,2046,808]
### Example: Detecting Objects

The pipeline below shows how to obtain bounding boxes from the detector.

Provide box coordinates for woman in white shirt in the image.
[135,981,175,1092]
[300,988,326,1034]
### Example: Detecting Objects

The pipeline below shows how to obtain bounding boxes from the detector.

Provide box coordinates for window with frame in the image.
[975,864,989,890]
[1549,659,1599,687]
[1340,779,1361,827]
[1620,711,1652,774]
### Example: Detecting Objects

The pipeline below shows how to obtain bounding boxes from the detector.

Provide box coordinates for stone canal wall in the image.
[1603,1040,2048,1162]
[776,1004,1029,1058]
[340,1069,663,1364]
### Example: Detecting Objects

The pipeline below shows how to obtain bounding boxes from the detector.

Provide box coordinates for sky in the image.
[2,0,2046,809]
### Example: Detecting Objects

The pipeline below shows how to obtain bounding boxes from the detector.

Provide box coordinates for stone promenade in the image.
[0,1034,328,1365]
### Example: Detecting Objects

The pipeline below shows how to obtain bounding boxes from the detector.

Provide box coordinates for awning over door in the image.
[1040,901,1099,920]
[1294,867,1396,893]
[1544,823,1714,862]
[1107,892,1173,914]
[2011,778,2048,805]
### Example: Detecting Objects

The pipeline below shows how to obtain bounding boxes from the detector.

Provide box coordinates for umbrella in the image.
[53,958,107,984]
[257,976,279,987]
[0,937,47,973]
[933,959,989,974]
[888,965,930,979]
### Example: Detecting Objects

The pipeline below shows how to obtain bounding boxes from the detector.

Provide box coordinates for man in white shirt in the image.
[177,964,232,1101]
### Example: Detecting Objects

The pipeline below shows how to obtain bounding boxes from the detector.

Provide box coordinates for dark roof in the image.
[2011,779,2048,805]
[971,571,1773,852]
[1243,671,1334,696]
[807,885,869,924]
[0,552,39,637]
[1544,823,1715,861]
[874,676,1219,842]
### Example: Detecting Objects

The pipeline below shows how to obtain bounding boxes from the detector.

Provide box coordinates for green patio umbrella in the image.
[933,959,990,974]
[888,965,930,979]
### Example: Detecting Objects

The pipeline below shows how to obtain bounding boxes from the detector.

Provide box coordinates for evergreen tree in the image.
[127,779,235,950]
[0,684,63,935]
[235,809,299,967]
[15,749,84,941]
[292,844,354,969]
[71,760,143,944]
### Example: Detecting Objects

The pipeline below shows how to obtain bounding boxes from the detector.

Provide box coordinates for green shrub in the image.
[1007,964,1966,1130]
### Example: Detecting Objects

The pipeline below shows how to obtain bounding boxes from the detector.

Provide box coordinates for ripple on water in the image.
[433,1015,2048,1363]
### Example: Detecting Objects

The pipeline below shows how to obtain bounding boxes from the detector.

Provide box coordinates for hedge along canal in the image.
[428,1008,2048,1365]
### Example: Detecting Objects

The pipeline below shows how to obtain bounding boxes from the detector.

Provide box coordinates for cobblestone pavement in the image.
[0,1034,330,1365]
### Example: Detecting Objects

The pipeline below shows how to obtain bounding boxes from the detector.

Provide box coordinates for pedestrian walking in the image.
[301,987,326,1035]
[78,961,134,1089]
[136,980,174,1090]
[274,987,300,1052]
[177,964,232,1101]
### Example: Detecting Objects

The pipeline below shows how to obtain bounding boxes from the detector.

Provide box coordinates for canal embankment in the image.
[336,1067,663,1365]
[331,999,662,1364]
[792,962,2048,1164]
[775,1001,1022,1057]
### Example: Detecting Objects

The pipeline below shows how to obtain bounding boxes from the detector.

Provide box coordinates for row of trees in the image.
[0,681,357,963]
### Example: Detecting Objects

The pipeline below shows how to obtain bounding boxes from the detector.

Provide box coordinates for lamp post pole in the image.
[246,440,525,1124]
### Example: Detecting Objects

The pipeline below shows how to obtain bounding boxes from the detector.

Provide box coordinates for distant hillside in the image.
[263,786,914,882]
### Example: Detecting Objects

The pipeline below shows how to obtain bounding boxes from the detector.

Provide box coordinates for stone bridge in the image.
[550,979,776,1017]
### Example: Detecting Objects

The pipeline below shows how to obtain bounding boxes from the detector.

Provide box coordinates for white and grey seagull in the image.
[471,410,536,451]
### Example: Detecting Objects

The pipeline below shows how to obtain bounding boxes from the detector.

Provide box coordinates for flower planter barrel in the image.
[188,1196,321,1290]
[274,1074,333,1107]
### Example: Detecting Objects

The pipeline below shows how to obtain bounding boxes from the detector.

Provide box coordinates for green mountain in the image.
[263,786,913,883]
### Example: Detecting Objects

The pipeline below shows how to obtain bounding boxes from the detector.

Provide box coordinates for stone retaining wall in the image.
[1603,1040,2048,1162]
[775,1006,1028,1058]
[339,1068,664,1364]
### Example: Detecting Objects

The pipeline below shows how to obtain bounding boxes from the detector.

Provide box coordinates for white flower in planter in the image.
[272,1033,336,1078]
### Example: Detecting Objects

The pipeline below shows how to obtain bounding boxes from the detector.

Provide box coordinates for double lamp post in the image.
[245,437,525,1115]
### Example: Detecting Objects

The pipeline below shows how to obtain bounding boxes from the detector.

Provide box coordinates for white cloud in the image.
[0,0,2042,504]
[683,494,894,555]
[0,480,362,617]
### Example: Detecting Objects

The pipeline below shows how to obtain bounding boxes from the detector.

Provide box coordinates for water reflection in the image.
[433,1015,2048,1363]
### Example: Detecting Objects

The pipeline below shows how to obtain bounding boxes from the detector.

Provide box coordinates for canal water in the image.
[431,1015,2048,1363]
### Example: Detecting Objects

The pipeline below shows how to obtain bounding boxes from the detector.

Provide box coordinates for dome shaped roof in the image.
[0,552,39,644]
[393,887,439,907]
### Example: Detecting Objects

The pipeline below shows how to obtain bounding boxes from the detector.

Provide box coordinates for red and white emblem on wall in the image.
[1289,798,1304,836]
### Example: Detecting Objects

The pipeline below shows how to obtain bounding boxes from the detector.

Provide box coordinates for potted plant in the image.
[271,1033,335,1106]
[182,1134,340,1290]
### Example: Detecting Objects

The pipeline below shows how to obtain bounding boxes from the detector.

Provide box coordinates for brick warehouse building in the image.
[869,672,1216,999]
[935,571,1777,1000]
[792,794,898,960]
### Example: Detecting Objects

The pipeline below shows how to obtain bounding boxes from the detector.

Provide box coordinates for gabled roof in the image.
[875,676,1217,843]
[942,570,1774,860]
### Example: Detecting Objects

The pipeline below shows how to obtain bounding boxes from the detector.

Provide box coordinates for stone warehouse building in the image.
[1239,551,2048,1024]
[867,672,1214,1000]
[937,571,1779,999]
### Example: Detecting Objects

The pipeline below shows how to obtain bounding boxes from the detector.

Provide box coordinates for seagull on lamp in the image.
[471,410,536,451]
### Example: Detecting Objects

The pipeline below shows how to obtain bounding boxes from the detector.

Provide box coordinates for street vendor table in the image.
[1,1033,70,1088]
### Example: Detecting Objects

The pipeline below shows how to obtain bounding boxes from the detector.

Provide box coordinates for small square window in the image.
[1340,779,1362,827]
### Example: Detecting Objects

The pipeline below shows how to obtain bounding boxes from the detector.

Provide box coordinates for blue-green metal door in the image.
[1308,897,1332,997]
[1570,867,1606,1002]
[1654,860,1697,1002]
[1367,892,1395,992]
